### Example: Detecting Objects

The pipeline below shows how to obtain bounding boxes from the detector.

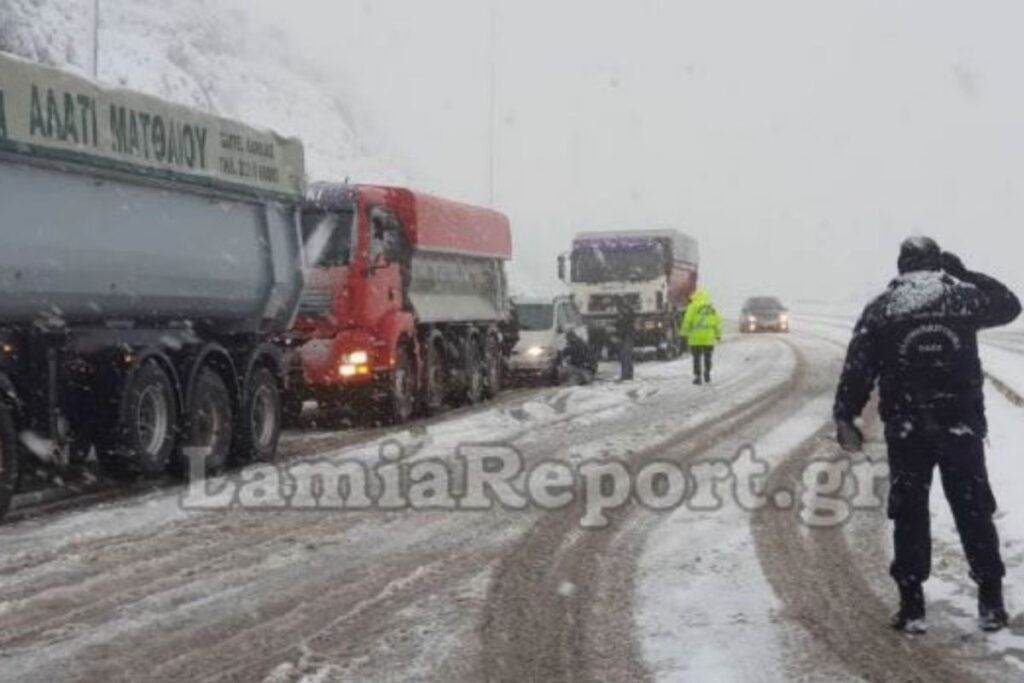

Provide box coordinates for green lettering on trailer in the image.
[61,92,78,144]
[127,108,141,156]
[166,117,182,165]
[138,112,152,158]
[3,53,304,198]
[151,115,166,161]
[110,104,128,154]
[45,87,64,140]
[76,93,98,147]
[29,84,46,137]
[195,126,207,169]
[181,124,196,168]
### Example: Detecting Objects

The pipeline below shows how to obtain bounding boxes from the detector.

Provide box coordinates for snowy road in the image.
[2,330,1024,682]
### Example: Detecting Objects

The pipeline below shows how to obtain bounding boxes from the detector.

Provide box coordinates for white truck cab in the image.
[558,230,699,359]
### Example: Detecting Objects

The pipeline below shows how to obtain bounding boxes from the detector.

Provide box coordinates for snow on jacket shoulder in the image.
[681,289,722,347]
[833,268,1021,438]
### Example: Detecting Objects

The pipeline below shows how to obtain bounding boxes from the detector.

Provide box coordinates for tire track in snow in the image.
[752,418,985,682]
[0,338,786,682]
[479,338,807,683]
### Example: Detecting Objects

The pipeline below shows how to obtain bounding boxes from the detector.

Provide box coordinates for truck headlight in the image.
[339,363,371,378]
[339,349,371,377]
[345,350,369,365]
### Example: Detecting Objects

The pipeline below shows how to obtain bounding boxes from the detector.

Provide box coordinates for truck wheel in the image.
[97,360,177,479]
[464,338,484,405]
[387,346,415,423]
[483,333,502,399]
[424,340,446,415]
[177,368,233,477]
[0,403,18,521]
[235,367,281,463]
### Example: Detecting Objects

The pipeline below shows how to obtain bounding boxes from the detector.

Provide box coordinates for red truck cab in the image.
[287,184,513,424]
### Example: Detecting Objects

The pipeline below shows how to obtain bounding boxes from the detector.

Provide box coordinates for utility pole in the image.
[92,0,100,79]
[487,0,497,207]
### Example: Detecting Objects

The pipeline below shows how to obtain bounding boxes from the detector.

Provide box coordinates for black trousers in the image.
[619,337,634,381]
[887,428,1004,586]
[691,346,713,380]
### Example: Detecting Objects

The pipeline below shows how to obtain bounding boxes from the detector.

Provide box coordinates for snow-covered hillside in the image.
[0,0,405,183]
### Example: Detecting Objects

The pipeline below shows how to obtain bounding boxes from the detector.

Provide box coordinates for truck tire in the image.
[235,367,281,463]
[464,337,484,404]
[483,333,502,399]
[177,367,233,477]
[0,403,18,521]
[424,339,446,416]
[387,345,415,423]
[97,360,177,479]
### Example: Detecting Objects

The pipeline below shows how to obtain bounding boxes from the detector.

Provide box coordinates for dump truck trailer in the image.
[0,53,310,518]
[287,183,513,423]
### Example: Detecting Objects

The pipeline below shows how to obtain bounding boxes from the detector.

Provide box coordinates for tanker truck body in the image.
[560,230,699,358]
[0,53,311,518]
[288,183,513,423]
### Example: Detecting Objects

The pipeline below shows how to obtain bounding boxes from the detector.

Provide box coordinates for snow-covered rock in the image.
[0,0,405,184]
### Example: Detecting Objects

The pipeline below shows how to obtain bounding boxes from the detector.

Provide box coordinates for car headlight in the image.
[526,346,553,358]
[779,314,789,323]
[345,350,369,365]
[747,315,757,323]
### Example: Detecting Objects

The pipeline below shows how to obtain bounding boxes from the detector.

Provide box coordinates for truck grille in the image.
[299,288,332,316]
[588,293,640,313]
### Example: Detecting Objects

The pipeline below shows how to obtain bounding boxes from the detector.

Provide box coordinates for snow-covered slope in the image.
[0,0,405,183]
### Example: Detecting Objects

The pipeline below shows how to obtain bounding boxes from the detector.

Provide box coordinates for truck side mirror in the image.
[557,255,566,281]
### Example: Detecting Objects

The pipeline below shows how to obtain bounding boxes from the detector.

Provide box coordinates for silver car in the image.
[509,296,593,384]
[740,296,790,333]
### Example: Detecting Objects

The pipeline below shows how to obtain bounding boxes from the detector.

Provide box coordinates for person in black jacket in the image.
[615,296,636,381]
[834,236,1021,634]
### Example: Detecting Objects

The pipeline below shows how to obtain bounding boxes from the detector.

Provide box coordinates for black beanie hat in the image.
[898,236,941,274]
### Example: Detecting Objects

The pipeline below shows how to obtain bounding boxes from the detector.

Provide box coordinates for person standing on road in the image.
[615,296,636,381]
[833,237,1021,634]
[680,288,722,385]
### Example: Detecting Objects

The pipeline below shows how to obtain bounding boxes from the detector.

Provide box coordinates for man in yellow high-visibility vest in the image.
[679,288,722,385]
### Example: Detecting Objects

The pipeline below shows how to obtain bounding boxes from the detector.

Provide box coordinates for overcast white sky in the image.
[249,0,1024,313]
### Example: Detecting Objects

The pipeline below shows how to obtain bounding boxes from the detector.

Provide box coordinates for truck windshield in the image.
[517,303,555,331]
[571,240,665,283]
[302,208,354,267]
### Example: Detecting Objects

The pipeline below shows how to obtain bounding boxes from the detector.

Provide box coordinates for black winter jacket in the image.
[833,266,1021,439]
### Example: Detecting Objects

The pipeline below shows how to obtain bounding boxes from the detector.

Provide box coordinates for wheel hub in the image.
[251,385,277,448]
[136,385,169,456]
